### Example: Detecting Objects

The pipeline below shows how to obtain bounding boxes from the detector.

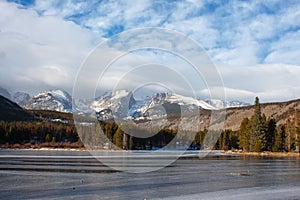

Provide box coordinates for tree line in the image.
[79,121,177,150]
[0,97,299,151]
[238,97,300,152]
[0,121,80,148]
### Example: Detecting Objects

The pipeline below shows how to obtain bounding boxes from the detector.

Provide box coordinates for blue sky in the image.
[0,0,299,102]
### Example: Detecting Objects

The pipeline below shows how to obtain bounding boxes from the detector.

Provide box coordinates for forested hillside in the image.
[0,95,299,152]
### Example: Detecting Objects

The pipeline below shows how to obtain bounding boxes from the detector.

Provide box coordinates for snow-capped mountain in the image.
[226,100,251,108]
[20,88,250,116]
[73,98,94,115]
[12,92,30,107]
[135,92,215,120]
[128,96,152,118]
[90,90,135,120]
[25,90,72,113]
[205,99,250,109]
[159,93,215,110]
[90,90,215,121]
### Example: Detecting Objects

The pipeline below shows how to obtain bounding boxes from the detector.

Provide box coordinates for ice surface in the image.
[155,186,300,200]
[0,150,299,199]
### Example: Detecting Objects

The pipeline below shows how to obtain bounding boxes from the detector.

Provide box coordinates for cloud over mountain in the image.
[0,0,299,103]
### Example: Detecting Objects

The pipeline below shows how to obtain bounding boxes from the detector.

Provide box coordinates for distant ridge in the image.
[0,95,32,121]
[1,88,300,133]
[222,98,300,131]
[25,90,72,113]
[0,87,11,100]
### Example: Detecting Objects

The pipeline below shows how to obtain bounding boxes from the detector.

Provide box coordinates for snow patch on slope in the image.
[166,93,216,110]
[12,92,30,107]
[90,91,217,121]
[205,99,250,109]
[25,90,72,113]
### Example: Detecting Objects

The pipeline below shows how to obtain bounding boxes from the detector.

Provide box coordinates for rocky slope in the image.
[2,87,299,133]
[222,99,300,131]
[89,90,300,132]
[25,90,72,113]
[90,91,214,121]
[0,87,11,100]
[89,91,300,132]
[0,95,32,121]
[205,99,250,109]
[12,92,30,107]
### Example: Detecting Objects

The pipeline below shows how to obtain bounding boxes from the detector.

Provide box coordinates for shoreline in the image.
[0,147,87,151]
[1,148,299,157]
[225,150,300,157]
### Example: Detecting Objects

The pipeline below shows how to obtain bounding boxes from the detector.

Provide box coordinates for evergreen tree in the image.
[266,118,276,151]
[273,125,286,152]
[296,120,300,152]
[45,133,51,142]
[238,117,251,151]
[105,123,117,143]
[285,118,294,152]
[129,135,134,150]
[250,97,267,152]
[113,127,124,149]
[294,109,299,152]
[230,132,239,150]
[194,129,207,149]
[219,129,232,150]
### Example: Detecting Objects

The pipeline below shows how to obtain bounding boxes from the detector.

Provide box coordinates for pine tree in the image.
[129,135,134,150]
[273,125,286,152]
[260,115,268,151]
[285,117,293,152]
[219,129,232,150]
[266,118,276,151]
[238,117,251,151]
[45,133,51,142]
[295,119,300,152]
[194,129,206,149]
[113,127,124,149]
[250,97,267,152]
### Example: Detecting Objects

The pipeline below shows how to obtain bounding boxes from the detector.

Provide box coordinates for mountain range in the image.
[24,90,72,113]
[0,88,73,113]
[0,88,251,114]
[0,93,299,133]
[89,90,216,121]
[1,88,300,133]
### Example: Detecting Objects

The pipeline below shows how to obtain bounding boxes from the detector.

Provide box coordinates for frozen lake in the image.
[0,149,299,199]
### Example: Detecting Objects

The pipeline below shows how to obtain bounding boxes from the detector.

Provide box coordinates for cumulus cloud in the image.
[1,0,299,103]
[0,1,97,94]
[199,87,255,102]
[217,64,300,102]
[264,31,300,65]
[20,0,299,67]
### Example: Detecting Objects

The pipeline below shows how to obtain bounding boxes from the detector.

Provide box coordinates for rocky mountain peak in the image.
[25,90,72,113]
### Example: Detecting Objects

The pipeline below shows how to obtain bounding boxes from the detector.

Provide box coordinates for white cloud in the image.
[26,65,69,86]
[248,14,277,40]
[264,31,300,65]
[199,87,255,102]
[1,0,299,103]
[0,1,97,94]
[24,1,300,68]
[217,64,300,102]
[278,4,300,30]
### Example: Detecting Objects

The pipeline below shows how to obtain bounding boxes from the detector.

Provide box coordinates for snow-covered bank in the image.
[225,150,300,157]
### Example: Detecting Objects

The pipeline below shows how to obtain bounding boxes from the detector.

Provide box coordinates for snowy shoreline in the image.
[1,147,299,157]
[225,150,300,157]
